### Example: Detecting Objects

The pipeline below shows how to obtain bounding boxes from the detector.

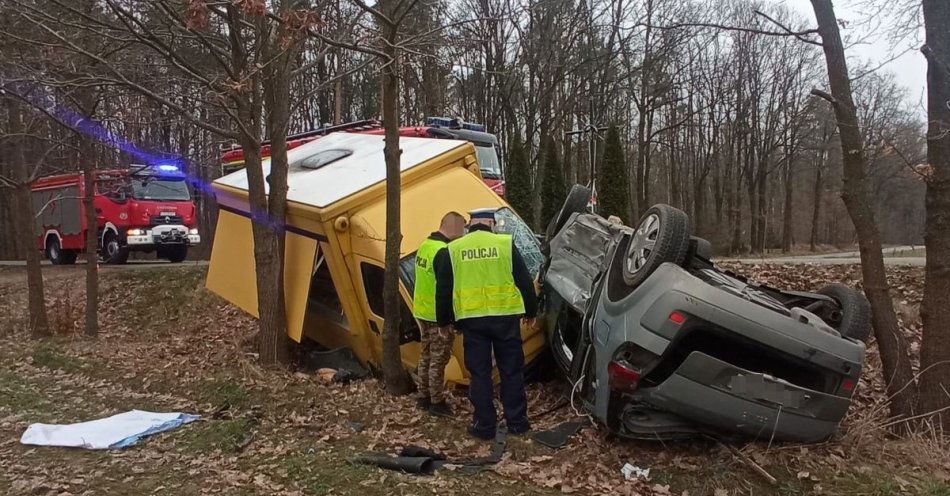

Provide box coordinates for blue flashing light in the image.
[461,122,486,132]
[155,164,179,172]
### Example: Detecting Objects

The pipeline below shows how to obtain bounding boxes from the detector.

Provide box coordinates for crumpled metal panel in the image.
[544,213,625,312]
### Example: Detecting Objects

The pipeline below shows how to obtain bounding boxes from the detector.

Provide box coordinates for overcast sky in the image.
[781,0,927,112]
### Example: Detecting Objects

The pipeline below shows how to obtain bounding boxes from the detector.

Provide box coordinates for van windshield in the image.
[399,207,543,292]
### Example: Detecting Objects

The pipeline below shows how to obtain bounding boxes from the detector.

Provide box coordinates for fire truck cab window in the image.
[132,178,191,201]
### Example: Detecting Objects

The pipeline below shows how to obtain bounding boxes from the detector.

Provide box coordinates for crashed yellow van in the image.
[207,133,544,383]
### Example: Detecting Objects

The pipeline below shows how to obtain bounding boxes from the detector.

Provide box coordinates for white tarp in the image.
[20,410,199,449]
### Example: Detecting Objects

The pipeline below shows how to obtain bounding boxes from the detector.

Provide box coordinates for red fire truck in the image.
[31,164,201,265]
[220,117,506,195]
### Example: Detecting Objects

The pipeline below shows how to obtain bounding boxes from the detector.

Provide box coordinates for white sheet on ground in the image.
[20,410,199,449]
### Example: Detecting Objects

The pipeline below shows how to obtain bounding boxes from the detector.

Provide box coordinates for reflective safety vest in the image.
[448,230,525,319]
[412,237,448,321]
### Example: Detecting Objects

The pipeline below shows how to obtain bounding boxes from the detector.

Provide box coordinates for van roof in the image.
[213,133,467,209]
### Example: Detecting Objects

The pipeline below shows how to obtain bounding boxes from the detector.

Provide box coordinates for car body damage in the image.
[541,185,870,443]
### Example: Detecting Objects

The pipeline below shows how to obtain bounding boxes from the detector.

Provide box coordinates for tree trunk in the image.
[810,0,916,420]
[917,0,950,429]
[380,20,412,395]
[810,163,822,252]
[782,152,794,253]
[8,96,49,338]
[82,145,98,337]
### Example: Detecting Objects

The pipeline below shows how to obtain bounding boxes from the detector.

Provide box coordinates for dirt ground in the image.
[0,264,948,496]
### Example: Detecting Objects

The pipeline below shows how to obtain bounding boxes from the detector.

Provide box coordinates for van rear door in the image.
[206,209,317,342]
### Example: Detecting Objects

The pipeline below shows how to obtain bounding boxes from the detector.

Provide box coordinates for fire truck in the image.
[31,164,201,265]
[220,117,506,195]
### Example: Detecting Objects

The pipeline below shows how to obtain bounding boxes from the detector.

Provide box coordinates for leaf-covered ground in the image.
[0,263,947,495]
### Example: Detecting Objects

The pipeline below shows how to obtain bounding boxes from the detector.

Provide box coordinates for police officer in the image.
[412,211,466,417]
[434,208,538,440]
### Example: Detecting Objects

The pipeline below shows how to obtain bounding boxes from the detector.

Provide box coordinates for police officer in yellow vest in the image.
[434,208,538,440]
[412,211,467,417]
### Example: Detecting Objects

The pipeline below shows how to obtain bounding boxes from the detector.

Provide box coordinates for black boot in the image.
[428,401,453,418]
[416,397,431,411]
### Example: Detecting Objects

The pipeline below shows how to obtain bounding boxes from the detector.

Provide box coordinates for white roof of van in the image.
[214,132,467,208]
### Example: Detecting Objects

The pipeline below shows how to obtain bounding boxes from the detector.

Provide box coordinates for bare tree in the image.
[809,0,916,420]
[918,0,950,428]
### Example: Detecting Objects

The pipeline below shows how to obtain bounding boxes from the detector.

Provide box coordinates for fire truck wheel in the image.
[161,245,188,263]
[46,238,77,265]
[102,233,129,264]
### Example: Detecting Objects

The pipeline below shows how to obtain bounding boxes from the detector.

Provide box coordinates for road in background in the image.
[719,245,926,266]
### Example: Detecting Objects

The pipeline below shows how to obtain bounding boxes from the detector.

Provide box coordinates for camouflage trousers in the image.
[416,321,455,403]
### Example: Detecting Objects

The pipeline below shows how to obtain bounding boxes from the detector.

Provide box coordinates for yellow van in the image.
[206,133,545,383]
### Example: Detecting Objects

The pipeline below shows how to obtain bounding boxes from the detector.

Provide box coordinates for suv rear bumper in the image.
[634,351,848,442]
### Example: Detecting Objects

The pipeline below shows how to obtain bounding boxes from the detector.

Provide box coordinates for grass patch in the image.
[197,377,250,409]
[276,450,404,496]
[107,267,221,331]
[184,417,255,453]
[31,343,85,373]
[921,480,950,496]
[830,472,899,495]
[0,369,50,414]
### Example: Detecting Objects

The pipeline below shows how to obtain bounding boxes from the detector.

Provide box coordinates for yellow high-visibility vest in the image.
[412,237,447,321]
[448,230,525,319]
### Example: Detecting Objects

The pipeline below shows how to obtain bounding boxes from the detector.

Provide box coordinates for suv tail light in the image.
[608,360,642,392]
[839,377,856,394]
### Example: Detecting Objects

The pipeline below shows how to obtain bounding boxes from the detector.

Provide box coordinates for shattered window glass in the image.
[494,207,543,279]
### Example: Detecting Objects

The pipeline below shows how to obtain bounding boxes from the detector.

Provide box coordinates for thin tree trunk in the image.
[380,19,412,395]
[82,145,98,337]
[810,163,822,252]
[8,96,49,338]
[810,0,916,420]
[917,0,950,428]
[782,153,794,253]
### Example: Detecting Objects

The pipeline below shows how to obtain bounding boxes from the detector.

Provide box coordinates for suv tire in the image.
[621,204,690,288]
[818,283,872,343]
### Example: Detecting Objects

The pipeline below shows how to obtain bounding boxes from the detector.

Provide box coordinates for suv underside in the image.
[541,185,869,442]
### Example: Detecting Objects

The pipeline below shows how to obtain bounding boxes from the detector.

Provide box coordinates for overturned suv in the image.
[542,185,870,442]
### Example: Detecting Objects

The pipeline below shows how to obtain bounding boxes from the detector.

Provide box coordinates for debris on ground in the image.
[621,463,651,480]
[20,410,199,449]
[532,419,586,449]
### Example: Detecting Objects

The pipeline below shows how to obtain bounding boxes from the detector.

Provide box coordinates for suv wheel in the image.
[621,204,690,288]
[817,284,872,343]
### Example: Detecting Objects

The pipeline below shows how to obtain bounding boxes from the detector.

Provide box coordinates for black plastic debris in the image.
[532,420,586,449]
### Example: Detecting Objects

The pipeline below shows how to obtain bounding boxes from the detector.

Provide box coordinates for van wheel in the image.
[102,232,129,264]
[621,204,690,288]
[46,238,77,265]
[161,245,188,263]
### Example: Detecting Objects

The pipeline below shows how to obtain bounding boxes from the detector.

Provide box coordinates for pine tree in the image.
[598,125,630,224]
[540,140,567,229]
[504,136,534,227]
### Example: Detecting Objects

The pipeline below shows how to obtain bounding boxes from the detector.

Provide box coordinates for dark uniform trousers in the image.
[459,315,529,436]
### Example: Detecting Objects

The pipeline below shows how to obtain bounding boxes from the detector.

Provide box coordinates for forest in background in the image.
[0,0,928,259]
